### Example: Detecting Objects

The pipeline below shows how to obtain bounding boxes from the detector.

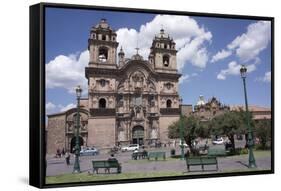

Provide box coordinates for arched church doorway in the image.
[132,126,144,145]
[70,136,84,153]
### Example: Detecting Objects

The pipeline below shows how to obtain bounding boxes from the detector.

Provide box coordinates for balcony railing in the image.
[160,108,180,115]
[90,108,116,116]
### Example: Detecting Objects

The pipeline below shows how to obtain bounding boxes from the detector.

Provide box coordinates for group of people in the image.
[56,148,71,165]
[55,148,65,158]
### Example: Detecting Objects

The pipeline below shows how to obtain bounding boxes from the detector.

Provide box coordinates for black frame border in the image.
[29,2,274,189]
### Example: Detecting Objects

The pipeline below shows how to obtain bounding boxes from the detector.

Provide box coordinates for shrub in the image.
[255,144,271,150]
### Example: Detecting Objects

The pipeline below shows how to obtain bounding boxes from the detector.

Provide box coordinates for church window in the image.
[163,55,169,67]
[166,99,172,108]
[98,47,108,62]
[117,94,123,107]
[102,35,106,41]
[164,44,167,49]
[132,93,142,106]
[100,79,106,87]
[99,98,106,108]
[148,95,155,106]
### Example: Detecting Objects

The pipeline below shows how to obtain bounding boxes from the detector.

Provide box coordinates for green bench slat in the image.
[208,148,226,156]
[186,157,218,172]
[147,152,166,160]
[92,160,121,174]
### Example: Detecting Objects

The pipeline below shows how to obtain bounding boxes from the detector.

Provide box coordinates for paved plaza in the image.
[46,144,271,177]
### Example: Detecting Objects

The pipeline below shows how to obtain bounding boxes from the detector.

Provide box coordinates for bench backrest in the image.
[186,157,217,165]
[186,157,202,165]
[208,148,226,156]
[148,152,165,158]
[201,157,217,164]
[92,160,119,168]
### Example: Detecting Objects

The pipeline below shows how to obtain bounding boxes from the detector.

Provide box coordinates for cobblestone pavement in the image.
[46,145,271,177]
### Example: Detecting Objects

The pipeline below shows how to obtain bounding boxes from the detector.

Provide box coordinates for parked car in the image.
[121,144,140,152]
[80,147,99,156]
[212,137,224,145]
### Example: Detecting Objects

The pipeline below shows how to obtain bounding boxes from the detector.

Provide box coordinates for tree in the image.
[168,116,210,152]
[254,119,271,149]
[211,111,252,150]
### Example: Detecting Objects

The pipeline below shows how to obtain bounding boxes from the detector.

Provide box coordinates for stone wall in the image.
[87,117,116,148]
[159,116,179,143]
[47,114,66,154]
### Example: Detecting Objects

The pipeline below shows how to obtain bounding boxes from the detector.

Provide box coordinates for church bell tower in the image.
[149,29,177,73]
[88,19,119,68]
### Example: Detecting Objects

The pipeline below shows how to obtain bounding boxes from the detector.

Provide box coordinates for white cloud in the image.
[191,73,198,77]
[46,50,88,94]
[263,71,271,82]
[116,15,212,70]
[179,72,199,84]
[46,102,76,115]
[256,71,271,83]
[227,21,271,62]
[217,61,256,80]
[215,21,270,80]
[46,102,56,114]
[179,74,190,84]
[59,103,76,112]
[211,49,232,63]
[46,16,212,93]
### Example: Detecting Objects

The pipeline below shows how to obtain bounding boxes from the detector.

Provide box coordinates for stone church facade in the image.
[192,95,230,121]
[47,19,181,154]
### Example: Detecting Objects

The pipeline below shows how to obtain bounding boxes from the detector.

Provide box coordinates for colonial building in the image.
[47,19,181,154]
[192,95,230,120]
[180,95,271,122]
[230,105,271,121]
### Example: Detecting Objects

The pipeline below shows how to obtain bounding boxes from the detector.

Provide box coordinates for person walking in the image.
[65,150,70,165]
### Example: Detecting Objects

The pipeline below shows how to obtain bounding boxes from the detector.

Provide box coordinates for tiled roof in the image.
[230,105,271,112]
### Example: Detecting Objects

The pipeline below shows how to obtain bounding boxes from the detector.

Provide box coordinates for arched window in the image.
[166,99,172,108]
[102,35,106,41]
[99,98,106,108]
[98,47,108,62]
[163,55,169,67]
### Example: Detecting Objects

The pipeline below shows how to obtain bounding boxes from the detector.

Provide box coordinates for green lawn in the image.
[225,150,271,159]
[46,167,270,184]
[46,171,183,184]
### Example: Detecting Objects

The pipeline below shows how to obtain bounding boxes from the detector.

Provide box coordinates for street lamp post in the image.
[240,65,257,168]
[179,98,185,160]
[73,85,82,173]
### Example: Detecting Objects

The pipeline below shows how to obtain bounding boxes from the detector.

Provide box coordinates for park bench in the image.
[208,147,226,156]
[147,151,166,160]
[132,151,148,160]
[92,160,121,174]
[186,157,218,172]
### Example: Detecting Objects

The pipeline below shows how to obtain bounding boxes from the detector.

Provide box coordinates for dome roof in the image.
[196,95,205,106]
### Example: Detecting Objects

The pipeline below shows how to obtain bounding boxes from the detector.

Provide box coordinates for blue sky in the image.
[45,7,272,114]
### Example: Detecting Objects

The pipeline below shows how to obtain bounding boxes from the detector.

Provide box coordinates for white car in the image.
[121,144,140,152]
[79,147,99,156]
[212,138,224,145]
